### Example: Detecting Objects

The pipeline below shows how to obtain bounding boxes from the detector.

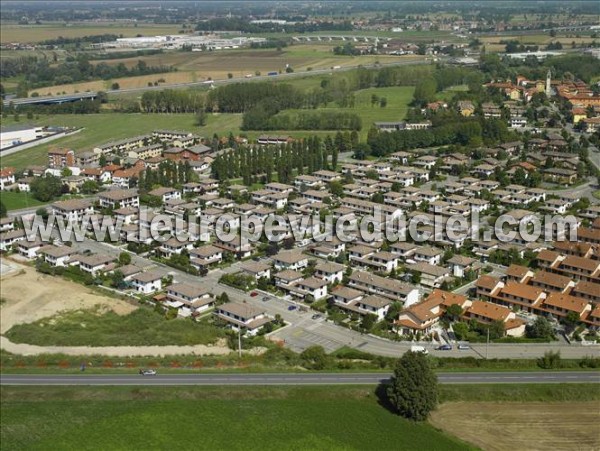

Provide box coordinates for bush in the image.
[537,351,561,369]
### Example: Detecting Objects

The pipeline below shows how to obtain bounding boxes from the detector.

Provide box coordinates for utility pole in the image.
[486,327,490,360]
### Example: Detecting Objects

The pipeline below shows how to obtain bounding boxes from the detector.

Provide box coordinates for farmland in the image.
[0,386,471,451]
[430,401,600,451]
[0,22,183,44]
[24,45,425,96]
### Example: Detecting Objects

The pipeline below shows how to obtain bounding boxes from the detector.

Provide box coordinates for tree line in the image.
[242,110,362,131]
[2,56,175,94]
[137,160,196,192]
[140,90,205,113]
[211,132,357,185]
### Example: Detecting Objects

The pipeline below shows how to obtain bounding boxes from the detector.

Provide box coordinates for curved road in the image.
[1,371,598,386]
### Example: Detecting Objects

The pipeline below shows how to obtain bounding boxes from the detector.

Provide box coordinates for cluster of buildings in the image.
[89,34,267,51]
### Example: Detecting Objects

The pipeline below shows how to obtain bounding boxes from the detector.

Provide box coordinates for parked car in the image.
[139,369,157,376]
[458,344,470,350]
[436,344,452,351]
[311,314,321,320]
[262,296,270,302]
[288,305,297,311]
[250,292,258,297]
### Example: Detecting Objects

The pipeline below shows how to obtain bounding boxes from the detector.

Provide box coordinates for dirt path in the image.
[0,259,235,357]
[430,401,600,451]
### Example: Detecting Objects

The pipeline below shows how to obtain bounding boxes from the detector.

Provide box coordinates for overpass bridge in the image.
[3,91,98,108]
[292,35,391,43]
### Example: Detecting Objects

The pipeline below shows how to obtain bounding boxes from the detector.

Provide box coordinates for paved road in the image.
[1,371,598,386]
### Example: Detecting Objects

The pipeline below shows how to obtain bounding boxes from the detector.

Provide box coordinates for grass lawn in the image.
[0,191,48,211]
[5,307,226,347]
[0,113,242,170]
[0,386,472,451]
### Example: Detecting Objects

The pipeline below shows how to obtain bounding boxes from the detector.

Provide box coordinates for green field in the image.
[1,84,413,170]
[0,386,472,451]
[0,113,243,170]
[0,191,48,211]
[5,307,225,347]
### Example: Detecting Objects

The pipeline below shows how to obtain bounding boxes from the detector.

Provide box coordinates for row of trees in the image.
[137,160,196,192]
[211,133,353,185]
[242,110,362,131]
[140,90,205,113]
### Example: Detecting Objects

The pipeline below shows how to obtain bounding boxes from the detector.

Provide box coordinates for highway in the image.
[1,372,598,386]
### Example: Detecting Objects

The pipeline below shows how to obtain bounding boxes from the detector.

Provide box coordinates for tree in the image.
[445,304,463,321]
[118,252,131,266]
[537,350,561,369]
[387,351,438,421]
[30,175,62,202]
[525,316,554,340]
[413,77,437,105]
[562,311,581,332]
[195,110,207,126]
[0,201,6,218]
[300,345,329,370]
[361,313,377,331]
[111,82,120,90]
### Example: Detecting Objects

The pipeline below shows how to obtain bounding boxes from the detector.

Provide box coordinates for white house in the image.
[165,282,215,317]
[130,271,163,294]
[39,245,75,266]
[314,261,344,284]
[214,302,271,336]
[51,199,94,223]
[272,251,309,271]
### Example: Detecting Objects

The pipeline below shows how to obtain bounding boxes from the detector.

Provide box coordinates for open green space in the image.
[5,307,225,347]
[0,191,48,211]
[0,385,472,451]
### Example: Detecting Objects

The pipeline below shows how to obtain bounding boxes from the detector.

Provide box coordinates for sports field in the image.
[0,386,471,451]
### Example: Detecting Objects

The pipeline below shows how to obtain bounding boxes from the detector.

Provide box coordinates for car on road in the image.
[311,314,321,320]
[250,291,258,297]
[458,344,470,350]
[436,344,452,351]
[288,305,297,311]
[139,369,157,376]
[262,296,270,302]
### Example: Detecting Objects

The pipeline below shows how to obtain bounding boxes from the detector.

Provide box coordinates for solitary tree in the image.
[118,252,131,266]
[387,351,438,421]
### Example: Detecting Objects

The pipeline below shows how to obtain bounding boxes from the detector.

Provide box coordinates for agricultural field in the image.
[430,401,600,451]
[479,32,599,53]
[25,46,424,96]
[0,386,471,451]
[0,22,183,44]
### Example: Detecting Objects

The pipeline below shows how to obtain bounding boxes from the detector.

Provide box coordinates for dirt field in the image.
[430,401,600,451]
[0,259,136,335]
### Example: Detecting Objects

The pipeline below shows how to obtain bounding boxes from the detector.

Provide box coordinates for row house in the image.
[127,144,163,160]
[464,300,526,337]
[16,239,44,259]
[395,290,470,336]
[347,270,419,306]
[405,262,451,288]
[314,261,344,284]
[272,250,309,271]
